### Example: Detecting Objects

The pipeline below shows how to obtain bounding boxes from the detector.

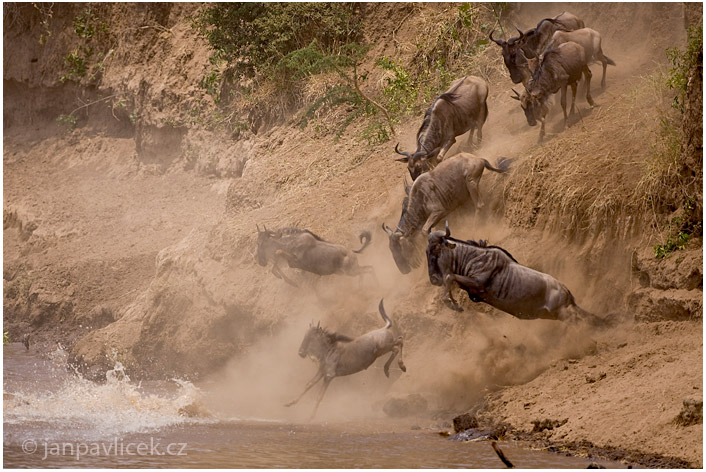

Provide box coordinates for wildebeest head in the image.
[426,222,456,286]
[490,28,529,85]
[383,223,418,274]
[256,224,276,266]
[511,87,548,127]
[298,322,330,361]
[394,143,439,181]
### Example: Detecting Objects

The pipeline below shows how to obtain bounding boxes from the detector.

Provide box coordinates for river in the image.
[4,343,621,468]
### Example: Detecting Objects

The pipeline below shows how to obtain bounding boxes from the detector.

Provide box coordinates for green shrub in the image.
[666,24,702,112]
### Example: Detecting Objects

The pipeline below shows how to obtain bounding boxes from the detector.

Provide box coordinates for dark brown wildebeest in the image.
[426,222,604,325]
[256,226,373,286]
[394,75,489,180]
[490,11,584,85]
[546,27,616,88]
[383,153,511,274]
[285,299,406,419]
[511,41,595,143]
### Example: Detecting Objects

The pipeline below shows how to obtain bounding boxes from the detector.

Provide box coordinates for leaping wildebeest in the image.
[511,41,595,143]
[490,11,584,86]
[426,222,604,325]
[545,27,616,88]
[285,299,406,419]
[256,226,374,286]
[394,75,489,180]
[383,152,511,274]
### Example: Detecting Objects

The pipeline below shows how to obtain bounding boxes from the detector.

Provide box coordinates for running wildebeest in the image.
[511,41,595,143]
[394,75,489,180]
[256,226,373,286]
[546,27,616,88]
[383,153,511,274]
[426,222,603,325]
[490,11,584,86]
[285,299,406,419]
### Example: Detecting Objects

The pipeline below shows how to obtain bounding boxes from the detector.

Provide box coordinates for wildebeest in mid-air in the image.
[426,222,605,325]
[256,226,374,286]
[394,75,489,180]
[285,299,406,419]
[383,152,511,274]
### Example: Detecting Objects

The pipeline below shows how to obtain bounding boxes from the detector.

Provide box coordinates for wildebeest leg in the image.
[310,376,333,420]
[442,274,464,312]
[560,85,568,129]
[384,339,407,378]
[436,138,456,162]
[466,176,483,211]
[285,369,324,407]
[422,210,449,234]
[538,117,546,144]
[583,66,595,106]
[272,263,299,287]
[395,338,407,372]
[384,347,399,378]
[569,82,578,116]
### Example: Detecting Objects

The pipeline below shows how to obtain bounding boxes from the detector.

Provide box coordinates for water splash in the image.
[4,358,215,441]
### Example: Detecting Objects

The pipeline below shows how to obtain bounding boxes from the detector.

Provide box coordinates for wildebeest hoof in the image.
[284,401,296,407]
[444,299,464,312]
[384,368,390,378]
[400,364,407,372]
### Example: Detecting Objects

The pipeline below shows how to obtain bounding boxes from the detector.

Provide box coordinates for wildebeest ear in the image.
[444,241,457,249]
[445,221,451,237]
[511,88,521,101]
[395,157,409,163]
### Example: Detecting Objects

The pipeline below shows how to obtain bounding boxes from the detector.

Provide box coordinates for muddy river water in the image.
[4,343,621,468]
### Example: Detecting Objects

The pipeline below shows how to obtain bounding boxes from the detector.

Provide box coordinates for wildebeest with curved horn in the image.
[383,153,511,274]
[490,11,584,86]
[426,222,604,325]
[511,41,594,143]
[546,27,616,89]
[256,226,374,286]
[285,299,406,419]
[394,75,489,180]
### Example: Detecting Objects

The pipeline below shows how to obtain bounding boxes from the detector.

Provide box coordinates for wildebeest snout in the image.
[429,273,443,286]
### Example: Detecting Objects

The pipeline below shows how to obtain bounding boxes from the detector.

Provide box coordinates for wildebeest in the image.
[383,153,511,274]
[546,27,615,88]
[511,41,595,143]
[394,76,489,180]
[256,226,373,286]
[285,299,406,418]
[426,222,603,325]
[490,11,584,85]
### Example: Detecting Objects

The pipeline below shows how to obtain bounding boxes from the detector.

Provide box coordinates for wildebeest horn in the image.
[489,29,504,46]
[445,221,450,237]
[256,224,262,233]
[511,88,521,101]
[382,222,394,236]
[394,143,412,159]
[514,25,524,39]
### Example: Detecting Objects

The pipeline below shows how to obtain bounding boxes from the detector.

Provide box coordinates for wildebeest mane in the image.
[445,235,519,263]
[279,227,326,241]
[314,325,354,344]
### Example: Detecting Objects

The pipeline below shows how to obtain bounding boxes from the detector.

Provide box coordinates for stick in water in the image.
[491,441,515,468]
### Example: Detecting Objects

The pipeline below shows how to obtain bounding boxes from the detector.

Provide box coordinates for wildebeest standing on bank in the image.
[512,41,595,143]
[546,27,616,88]
[256,226,373,286]
[285,299,406,419]
[394,75,489,180]
[383,153,511,274]
[426,223,603,325]
[490,11,584,85]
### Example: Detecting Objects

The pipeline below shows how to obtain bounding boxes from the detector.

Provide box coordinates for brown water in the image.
[4,343,621,468]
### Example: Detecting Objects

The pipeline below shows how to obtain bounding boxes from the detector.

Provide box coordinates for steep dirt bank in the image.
[3,2,702,467]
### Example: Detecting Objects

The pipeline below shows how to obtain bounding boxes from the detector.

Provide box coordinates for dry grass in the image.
[503,70,686,245]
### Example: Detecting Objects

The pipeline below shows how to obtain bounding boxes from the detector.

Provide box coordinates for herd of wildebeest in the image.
[255,11,614,416]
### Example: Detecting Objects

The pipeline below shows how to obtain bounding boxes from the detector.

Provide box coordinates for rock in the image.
[627,288,703,322]
[673,398,703,426]
[631,247,702,290]
[449,428,494,442]
[532,418,568,432]
[453,413,478,433]
[586,372,607,383]
[382,393,428,418]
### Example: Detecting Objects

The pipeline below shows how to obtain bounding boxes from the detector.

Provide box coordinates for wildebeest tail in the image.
[378,299,393,329]
[353,230,372,254]
[483,157,513,174]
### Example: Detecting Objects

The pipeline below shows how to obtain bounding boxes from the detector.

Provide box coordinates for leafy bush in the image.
[194,3,363,83]
[666,24,702,112]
